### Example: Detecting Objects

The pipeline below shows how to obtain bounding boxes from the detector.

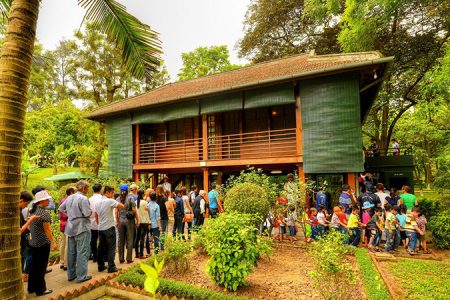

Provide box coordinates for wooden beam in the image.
[203,168,209,193]
[297,165,305,183]
[347,173,357,192]
[134,124,140,164]
[202,115,208,161]
[295,84,303,157]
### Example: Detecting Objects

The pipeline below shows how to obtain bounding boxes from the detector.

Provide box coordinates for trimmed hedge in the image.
[116,266,246,300]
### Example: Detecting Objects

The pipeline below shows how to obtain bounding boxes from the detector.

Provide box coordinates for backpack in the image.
[125,198,135,220]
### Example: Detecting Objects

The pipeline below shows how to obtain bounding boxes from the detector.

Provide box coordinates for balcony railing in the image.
[138,128,298,164]
[208,128,297,160]
[139,137,203,164]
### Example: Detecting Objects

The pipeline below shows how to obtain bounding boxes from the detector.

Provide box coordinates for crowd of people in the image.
[19,178,223,297]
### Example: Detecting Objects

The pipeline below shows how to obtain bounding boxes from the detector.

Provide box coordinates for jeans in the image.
[98,227,117,272]
[160,219,168,250]
[150,227,160,253]
[405,231,418,251]
[371,229,380,246]
[183,221,193,240]
[67,230,91,281]
[90,229,99,260]
[173,215,184,238]
[384,229,399,251]
[135,223,149,257]
[289,225,296,236]
[145,231,151,255]
[194,213,204,228]
[350,228,361,247]
[311,226,319,240]
[209,207,218,218]
[118,221,135,262]
[28,243,50,295]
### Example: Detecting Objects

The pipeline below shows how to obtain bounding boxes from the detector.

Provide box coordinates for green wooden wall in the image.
[300,73,364,173]
[106,114,133,178]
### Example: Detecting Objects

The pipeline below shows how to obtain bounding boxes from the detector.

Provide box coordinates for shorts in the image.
[370,229,378,238]
[400,230,407,240]
[279,226,286,234]
[419,234,426,242]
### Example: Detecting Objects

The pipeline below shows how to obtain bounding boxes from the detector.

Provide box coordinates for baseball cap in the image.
[119,184,129,192]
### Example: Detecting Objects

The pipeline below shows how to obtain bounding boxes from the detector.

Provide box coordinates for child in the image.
[338,205,348,233]
[367,207,383,252]
[347,205,366,247]
[396,205,408,248]
[415,209,430,254]
[404,207,424,255]
[277,208,287,242]
[309,208,320,241]
[317,205,329,236]
[286,206,297,242]
[361,202,374,246]
[384,205,400,252]
[301,206,312,242]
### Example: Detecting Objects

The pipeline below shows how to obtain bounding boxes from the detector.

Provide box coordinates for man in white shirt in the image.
[94,186,124,273]
[375,183,389,210]
[89,184,102,262]
[162,175,171,193]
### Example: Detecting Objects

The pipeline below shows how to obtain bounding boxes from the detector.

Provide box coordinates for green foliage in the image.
[50,211,61,246]
[178,45,240,81]
[161,237,193,273]
[354,248,390,300]
[384,258,450,300]
[21,151,38,188]
[140,257,164,299]
[49,251,60,263]
[428,210,450,249]
[223,182,269,220]
[201,212,272,291]
[418,198,443,219]
[308,231,356,300]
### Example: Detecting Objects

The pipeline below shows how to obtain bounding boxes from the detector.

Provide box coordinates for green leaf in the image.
[78,0,161,79]
[144,277,159,295]
[139,262,158,279]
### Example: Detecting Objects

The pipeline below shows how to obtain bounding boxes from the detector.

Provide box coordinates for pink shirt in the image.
[362,211,371,224]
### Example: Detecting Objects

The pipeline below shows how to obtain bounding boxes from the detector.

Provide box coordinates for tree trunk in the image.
[0,1,40,298]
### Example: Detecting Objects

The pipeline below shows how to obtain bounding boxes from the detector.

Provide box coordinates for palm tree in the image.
[0,0,161,298]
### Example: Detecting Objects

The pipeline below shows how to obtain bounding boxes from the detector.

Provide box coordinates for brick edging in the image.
[368,252,404,300]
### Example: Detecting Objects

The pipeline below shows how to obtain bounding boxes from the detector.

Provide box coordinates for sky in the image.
[36,0,251,81]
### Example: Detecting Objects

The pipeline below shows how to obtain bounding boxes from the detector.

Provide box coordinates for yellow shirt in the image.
[347,214,359,228]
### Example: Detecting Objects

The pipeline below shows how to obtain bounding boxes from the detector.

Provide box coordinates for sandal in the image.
[36,289,52,296]
[423,250,432,254]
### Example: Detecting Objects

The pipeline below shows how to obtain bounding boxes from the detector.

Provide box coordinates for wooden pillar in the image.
[347,173,357,192]
[297,165,305,183]
[202,115,208,161]
[203,168,209,193]
[294,84,303,158]
[217,171,223,185]
[133,171,140,183]
[134,124,140,164]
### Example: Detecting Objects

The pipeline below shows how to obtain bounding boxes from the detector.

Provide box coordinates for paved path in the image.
[25,258,139,299]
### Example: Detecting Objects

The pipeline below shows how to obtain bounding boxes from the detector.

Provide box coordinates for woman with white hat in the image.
[27,190,57,296]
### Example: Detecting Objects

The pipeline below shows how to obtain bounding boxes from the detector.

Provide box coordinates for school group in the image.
[18,176,222,297]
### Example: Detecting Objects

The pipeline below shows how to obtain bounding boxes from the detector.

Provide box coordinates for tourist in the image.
[89,184,102,262]
[208,182,222,218]
[338,184,357,218]
[116,184,139,263]
[317,205,329,236]
[59,187,76,271]
[385,187,400,207]
[284,173,298,204]
[144,188,153,255]
[361,202,374,246]
[135,189,150,259]
[391,138,400,156]
[193,190,207,227]
[173,189,185,239]
[19,191,38,282]
[181,187,193,240]
[189,185,198,205]
[58,180,92,283]
[315,186,328,210]
[404,207,424,255]
[144,188,153,202]
[277,210,287,242]
[155,185,169,250]
[396,205,408,248]
[28,190,57,296]
[399,185,417,212]
[300,205,312,242]
[95,185,124,273]
[375,183,389,210]
[148,192,161,253]
[286,205,297,242]
[167,190,176,235]
[369,138,379,157]
[384,205,400,252]
[357,183,381,216]
[129,184,139,202]
[347,205,365,247]
[162,175,172,193]
[309,208,319,241]
[367,207,383,252]
[32,185,56,211]
[415,208,430,254]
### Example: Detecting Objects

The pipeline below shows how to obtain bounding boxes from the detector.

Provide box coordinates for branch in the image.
[386,102,416,146]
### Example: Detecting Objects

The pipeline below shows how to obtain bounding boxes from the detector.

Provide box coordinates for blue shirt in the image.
[339,193,352,215]
[174,196,184,216]
[58,192,92,237]
[147,201,160,228]
[316,191,328,210]
[208,190,219,209]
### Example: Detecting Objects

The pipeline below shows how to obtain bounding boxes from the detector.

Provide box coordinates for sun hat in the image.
[32,190,52,204]
[120,184,129,192]
[129,183,138,190]
[362,201,375,210]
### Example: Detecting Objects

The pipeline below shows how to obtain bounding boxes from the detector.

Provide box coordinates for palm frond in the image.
[0,0,12,33]
[78,0,161,79]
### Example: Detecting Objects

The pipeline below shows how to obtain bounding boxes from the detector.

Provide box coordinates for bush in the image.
[418,198,442,219]
[162,237,193,273]
[428,210,450,249]
[308,231,356,300]
[116,268,245,300]
[224,182,270,220]
[201,212,272,291]
[49,251,60,263]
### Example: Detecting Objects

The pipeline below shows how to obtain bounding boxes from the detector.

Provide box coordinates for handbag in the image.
[125,200,135,220]
[183,213,193,223]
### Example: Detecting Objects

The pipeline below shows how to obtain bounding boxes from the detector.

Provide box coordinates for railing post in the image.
[268,130,271,155]
[134,124,140,164]
[202,115,208,161]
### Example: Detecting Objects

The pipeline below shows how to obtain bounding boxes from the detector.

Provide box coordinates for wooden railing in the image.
[139,137,203,164]
[208,128,297,160]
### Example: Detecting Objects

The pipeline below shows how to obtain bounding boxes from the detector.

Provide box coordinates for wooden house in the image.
[88,51,393,193]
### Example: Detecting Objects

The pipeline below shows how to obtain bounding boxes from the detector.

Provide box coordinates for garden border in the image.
[368,252,405,300]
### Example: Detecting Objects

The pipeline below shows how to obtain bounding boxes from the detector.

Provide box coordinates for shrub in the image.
[116,268,245,300]
[162,237,193,273]
[201,212,272,291]
[308,231,356,300]
[223,182,270,220]
[418,198,442,219]
[428,209,450,249]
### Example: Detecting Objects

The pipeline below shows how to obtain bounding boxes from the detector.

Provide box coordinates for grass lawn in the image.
[26,167,79,191]
[354,248,391,300]
[383,258,450,300]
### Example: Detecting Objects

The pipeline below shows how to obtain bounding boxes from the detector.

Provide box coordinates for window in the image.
[167,118,194,141]
[244,108,269,133]
[270,105,296,130]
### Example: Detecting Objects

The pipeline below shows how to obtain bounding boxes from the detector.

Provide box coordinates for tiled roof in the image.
[88,51,390,120]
